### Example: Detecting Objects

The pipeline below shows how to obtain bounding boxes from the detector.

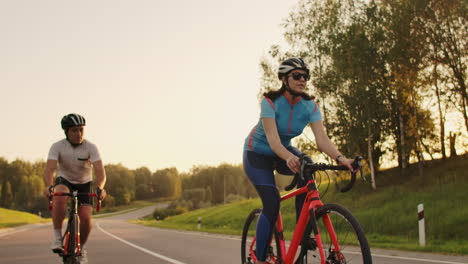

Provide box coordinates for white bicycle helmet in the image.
[277,57,310,80]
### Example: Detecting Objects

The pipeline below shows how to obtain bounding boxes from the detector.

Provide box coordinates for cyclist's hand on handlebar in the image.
[286,155,301,174]
[44,185,54,198]
[337,157,359,173]
[96,187,106,200]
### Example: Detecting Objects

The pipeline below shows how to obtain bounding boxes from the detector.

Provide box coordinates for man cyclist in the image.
[43,113,107,264]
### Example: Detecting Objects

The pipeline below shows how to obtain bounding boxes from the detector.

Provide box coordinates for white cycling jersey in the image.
[47,139,101,184]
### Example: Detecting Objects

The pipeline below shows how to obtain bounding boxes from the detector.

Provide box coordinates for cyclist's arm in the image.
[93,160,107,199]
[43,159,57,197]
[309,121,355,170]
[262,117,300,173]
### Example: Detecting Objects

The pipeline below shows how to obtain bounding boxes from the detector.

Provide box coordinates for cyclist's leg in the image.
[76,181,93,246]
[275,146,312,222]
[78,205,92,245]
[243,151,279,263]
[52,177,72,230]
[51,177,71,251]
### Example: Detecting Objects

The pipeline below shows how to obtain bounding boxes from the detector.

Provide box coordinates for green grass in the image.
[0,208,48,228]
[136,155,468,255]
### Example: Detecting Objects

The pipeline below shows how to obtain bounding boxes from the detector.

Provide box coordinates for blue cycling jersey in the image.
[244,92,322,155]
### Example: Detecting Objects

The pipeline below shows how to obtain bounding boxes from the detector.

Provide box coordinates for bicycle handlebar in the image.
[284,155,363,192]
[48,192,102,212]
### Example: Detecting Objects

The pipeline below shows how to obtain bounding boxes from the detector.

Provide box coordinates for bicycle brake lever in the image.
[298,154,308,182]
[351,156,367,182]
[351,156,362,171]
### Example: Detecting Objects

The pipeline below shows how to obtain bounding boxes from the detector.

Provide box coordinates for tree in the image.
[152,167,180,199]
[105,164,136,205]
[267,0,454,181]
[1,181,14,208]
[182,188,206,209]
[134,167,153,199]
[421,0,467,131]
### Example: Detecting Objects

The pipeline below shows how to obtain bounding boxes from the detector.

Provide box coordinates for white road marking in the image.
[369,252,467,264]
[149,227,467,264]
[96,221,187,264]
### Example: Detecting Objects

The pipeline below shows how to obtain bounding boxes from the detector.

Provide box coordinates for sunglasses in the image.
[290,72,310,81]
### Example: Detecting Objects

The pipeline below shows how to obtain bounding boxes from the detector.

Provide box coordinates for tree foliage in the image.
[260,0,466,181]
[0,157,259,215]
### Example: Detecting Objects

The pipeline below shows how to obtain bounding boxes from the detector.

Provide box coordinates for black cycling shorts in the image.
[54,176,93,206]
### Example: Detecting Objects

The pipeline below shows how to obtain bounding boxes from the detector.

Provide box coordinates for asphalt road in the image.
[1,205,467,264]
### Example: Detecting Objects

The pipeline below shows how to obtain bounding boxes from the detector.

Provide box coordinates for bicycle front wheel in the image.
[63,214,80,264]
[300,203,372,264]
[241,208,282,264]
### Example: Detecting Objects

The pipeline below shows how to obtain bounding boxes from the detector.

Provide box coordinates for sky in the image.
[0,0,299,173]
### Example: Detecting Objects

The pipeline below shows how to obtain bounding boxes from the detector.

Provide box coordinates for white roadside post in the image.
[418,204,426,247]
[197,216,202,230]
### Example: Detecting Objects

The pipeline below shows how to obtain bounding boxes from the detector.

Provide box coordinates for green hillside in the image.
[136,155,468,255]
[0,208,46,228]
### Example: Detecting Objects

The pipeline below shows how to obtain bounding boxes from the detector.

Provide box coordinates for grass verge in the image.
[0,208,48,228]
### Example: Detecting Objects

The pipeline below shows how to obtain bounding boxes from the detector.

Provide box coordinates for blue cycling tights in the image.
[243,147,310,261]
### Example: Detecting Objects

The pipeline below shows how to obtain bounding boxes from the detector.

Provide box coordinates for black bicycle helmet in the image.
[277,57,310,80]
[61,113,86,130]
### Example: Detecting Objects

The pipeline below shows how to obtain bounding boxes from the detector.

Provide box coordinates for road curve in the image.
[1,205,467,264]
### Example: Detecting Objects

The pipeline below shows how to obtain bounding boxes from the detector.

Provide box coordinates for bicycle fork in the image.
[63,198,82,257]
[296,209,327,264]
[305,210,344,264]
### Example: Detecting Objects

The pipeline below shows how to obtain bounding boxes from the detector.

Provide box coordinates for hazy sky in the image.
[1,0,299,172]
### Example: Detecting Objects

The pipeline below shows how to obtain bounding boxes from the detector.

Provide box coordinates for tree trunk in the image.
[399,112,408,171]
[433,64,447,159]
[449,132,458,158]
[411,86,424,178]
[443,47,468,132]
[367,126,376,190]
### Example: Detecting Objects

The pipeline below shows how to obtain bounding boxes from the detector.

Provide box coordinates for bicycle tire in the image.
[63,214,80,264]
[298,204,372,264]
[241,208,282,264]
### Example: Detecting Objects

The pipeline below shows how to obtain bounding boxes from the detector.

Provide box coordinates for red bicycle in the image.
[49,191,101,264]
[241,155,372,264]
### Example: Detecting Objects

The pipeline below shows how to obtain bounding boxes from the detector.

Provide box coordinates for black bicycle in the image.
[49,191,101,264]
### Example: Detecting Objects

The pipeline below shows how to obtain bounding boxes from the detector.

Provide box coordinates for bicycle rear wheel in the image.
[298,204,372,264]
[241,208,282,264]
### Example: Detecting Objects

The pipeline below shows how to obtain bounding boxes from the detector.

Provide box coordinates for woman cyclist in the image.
[243,57,356,264]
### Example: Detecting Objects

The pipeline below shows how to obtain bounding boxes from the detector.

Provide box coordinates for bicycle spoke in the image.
[241,209,282,264]
[300,204,371,264]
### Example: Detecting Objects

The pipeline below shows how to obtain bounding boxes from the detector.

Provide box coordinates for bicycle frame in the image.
[243,156,367,264]
[49,191,100,261]
[257,177,341,264]
[62,192,82,257]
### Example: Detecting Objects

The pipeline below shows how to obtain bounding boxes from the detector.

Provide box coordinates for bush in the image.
[225,194,243,203]
[198,201,212,209]
[152,207,187,220]
[169,199,193,210]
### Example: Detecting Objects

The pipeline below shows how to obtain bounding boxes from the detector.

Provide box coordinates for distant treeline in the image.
[0,157,260,216]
